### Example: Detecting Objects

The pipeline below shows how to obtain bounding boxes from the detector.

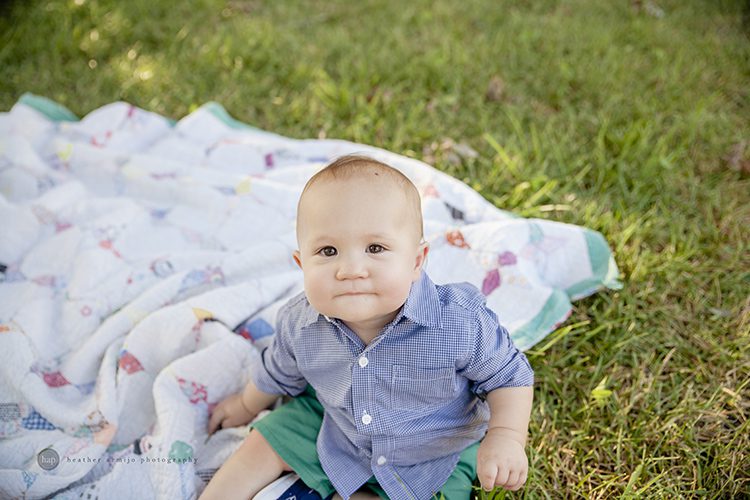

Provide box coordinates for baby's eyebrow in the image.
[309,236,335,246]
[364,233,395,241]
[308,233,396,245]
[308,232,336,245]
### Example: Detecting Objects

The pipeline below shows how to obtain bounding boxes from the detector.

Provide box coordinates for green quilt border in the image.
[17,93,261,131]
[19,93,79,122]
[565,229,622,299]
[510,290,572,351]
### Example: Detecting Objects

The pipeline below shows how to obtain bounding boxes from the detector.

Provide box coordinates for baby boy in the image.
[200,155,534,499]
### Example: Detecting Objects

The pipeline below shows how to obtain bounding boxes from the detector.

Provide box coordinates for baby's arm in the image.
[207,380,279,435]
[201,380,292,500]
[476,385,534,491]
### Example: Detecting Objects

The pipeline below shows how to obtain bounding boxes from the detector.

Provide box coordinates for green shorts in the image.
[250,386,479,500]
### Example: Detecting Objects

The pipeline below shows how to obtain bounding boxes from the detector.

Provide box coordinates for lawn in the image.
[2,0,749,497]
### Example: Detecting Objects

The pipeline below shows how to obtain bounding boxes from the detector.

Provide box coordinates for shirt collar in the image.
[401,270,443,328]
[299,270,442,329]
[301,299,323,328]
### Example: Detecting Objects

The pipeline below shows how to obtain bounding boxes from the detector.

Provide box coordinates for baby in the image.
[200,155,534,500]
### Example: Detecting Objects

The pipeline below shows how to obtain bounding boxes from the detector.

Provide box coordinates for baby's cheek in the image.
[386,274,414,305]
[304,273,328,306]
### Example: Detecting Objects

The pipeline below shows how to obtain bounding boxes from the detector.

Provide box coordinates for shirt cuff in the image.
[472,352,534,397]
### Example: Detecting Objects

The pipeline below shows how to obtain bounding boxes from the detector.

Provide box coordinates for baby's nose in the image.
[336,258,368,279]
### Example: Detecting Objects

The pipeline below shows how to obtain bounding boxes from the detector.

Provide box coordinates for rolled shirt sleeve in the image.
[460,303,534,397]
[250,304,309,397]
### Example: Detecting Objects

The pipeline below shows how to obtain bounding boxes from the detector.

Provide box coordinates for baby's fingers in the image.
[494,466,510,489]
[477,464,498,492]
[207,406,225,435]
[502,470,520,490]
[503,469,527,491]
[507,469,528,491]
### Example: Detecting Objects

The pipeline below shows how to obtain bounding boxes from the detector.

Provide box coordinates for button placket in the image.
[352,351,374,431]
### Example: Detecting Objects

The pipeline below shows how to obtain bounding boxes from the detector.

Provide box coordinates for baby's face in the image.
[294,176,426,332]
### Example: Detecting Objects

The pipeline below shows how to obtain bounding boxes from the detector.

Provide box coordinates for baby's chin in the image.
[324,306,382,324]
[310,293,406,324]
[320,302,394,324]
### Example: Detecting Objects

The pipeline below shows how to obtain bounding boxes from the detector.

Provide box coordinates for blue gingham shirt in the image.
[252,271,533,499]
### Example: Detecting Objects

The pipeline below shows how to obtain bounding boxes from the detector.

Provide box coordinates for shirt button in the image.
[377,456,387,466]
[361,414,372,425]
[358,357,369,368]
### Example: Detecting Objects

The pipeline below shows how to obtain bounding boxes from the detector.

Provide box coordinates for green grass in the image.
[2,0,749,497]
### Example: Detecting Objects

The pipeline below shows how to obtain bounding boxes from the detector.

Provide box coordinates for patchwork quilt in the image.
[0,94,620,499]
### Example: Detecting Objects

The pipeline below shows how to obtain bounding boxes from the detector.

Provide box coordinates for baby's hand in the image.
[207,393,255,436]
[476,427,528,492]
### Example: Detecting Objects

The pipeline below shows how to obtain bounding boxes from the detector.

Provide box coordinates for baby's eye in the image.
[367,244,385,254]
[318,246,337,257]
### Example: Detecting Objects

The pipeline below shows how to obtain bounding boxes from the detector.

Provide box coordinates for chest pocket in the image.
[389,364,457,413]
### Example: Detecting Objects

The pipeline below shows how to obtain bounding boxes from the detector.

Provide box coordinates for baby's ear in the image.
[293,250,302,269]
[413,242,429,279]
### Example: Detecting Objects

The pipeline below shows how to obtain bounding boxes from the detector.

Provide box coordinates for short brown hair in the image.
[298,154,423,239]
